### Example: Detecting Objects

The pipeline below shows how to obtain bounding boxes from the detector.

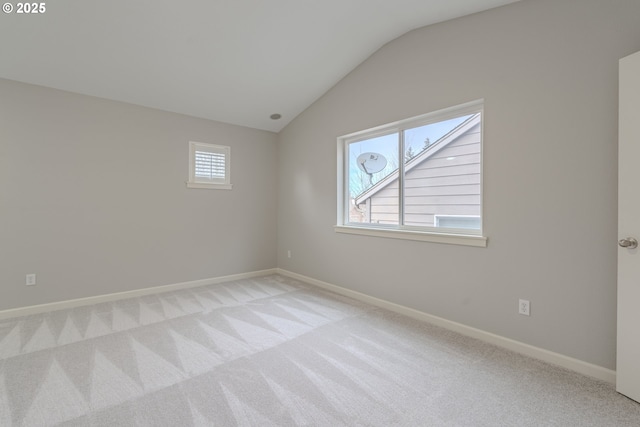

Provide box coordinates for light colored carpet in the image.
[0,274,638,426]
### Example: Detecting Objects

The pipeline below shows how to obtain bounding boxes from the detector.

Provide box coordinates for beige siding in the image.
[370,188,399,224]
[368,124,481,227]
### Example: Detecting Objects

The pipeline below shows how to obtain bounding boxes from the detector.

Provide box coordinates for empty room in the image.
[2,0,640,425]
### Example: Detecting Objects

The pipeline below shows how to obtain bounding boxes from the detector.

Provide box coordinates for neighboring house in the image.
[353,113,481,229]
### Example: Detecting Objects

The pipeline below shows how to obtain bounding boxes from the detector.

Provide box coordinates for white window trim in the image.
[186,182,233,190]
[336,100,486,248]
[334,225,487,247]
[187,141,232,190]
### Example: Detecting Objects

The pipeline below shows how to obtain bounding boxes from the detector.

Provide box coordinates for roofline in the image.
[354,113,481,205]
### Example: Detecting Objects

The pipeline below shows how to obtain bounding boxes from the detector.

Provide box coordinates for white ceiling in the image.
[0,0,518,132]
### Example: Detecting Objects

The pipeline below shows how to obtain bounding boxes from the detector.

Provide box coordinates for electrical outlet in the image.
[519,299,530,316]
[26,274,37,286]
[287,250,291,258]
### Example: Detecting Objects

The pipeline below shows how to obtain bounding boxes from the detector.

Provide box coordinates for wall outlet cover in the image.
[26,274,37,286]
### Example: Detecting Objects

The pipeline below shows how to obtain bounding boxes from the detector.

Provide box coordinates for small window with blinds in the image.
[187,141,232,190]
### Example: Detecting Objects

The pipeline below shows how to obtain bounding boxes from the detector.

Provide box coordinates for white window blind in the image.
[187,141,232,189]
[195,150,226,181]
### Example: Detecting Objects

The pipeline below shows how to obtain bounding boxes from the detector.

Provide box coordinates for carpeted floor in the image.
[0,274,638,426]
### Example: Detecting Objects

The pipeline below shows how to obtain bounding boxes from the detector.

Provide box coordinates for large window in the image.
[336,100,486,247]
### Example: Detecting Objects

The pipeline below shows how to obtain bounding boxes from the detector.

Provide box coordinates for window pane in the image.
[402,114,481,229]
[435,216,481,229]
[195,151,226,180]
[348,133,399,225]
[338,101,483,237]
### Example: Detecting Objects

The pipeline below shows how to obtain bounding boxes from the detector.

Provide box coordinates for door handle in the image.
[619,237,638,249]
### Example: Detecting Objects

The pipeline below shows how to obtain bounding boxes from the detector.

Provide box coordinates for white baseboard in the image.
[0,268,278,321]
[1,267,616,384]
[276,268,616,385]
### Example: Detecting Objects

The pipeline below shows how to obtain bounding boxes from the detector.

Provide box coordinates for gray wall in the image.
[277,0,640,370]
[0,79,277,311]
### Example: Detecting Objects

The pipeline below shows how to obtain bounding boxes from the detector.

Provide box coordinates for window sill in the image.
[334,225,487,247]
[186,182,233,190]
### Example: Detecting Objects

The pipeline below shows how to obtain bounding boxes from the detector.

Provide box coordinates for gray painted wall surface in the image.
[277,0,640,370]
[0,79,278,311]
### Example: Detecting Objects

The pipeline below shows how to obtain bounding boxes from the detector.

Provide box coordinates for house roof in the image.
[354,113,481,205]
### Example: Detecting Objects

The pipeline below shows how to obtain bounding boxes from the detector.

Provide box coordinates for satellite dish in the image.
[357,152,387,175]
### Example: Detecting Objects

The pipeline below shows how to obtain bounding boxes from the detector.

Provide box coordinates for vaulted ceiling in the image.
[0,0,519,132]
